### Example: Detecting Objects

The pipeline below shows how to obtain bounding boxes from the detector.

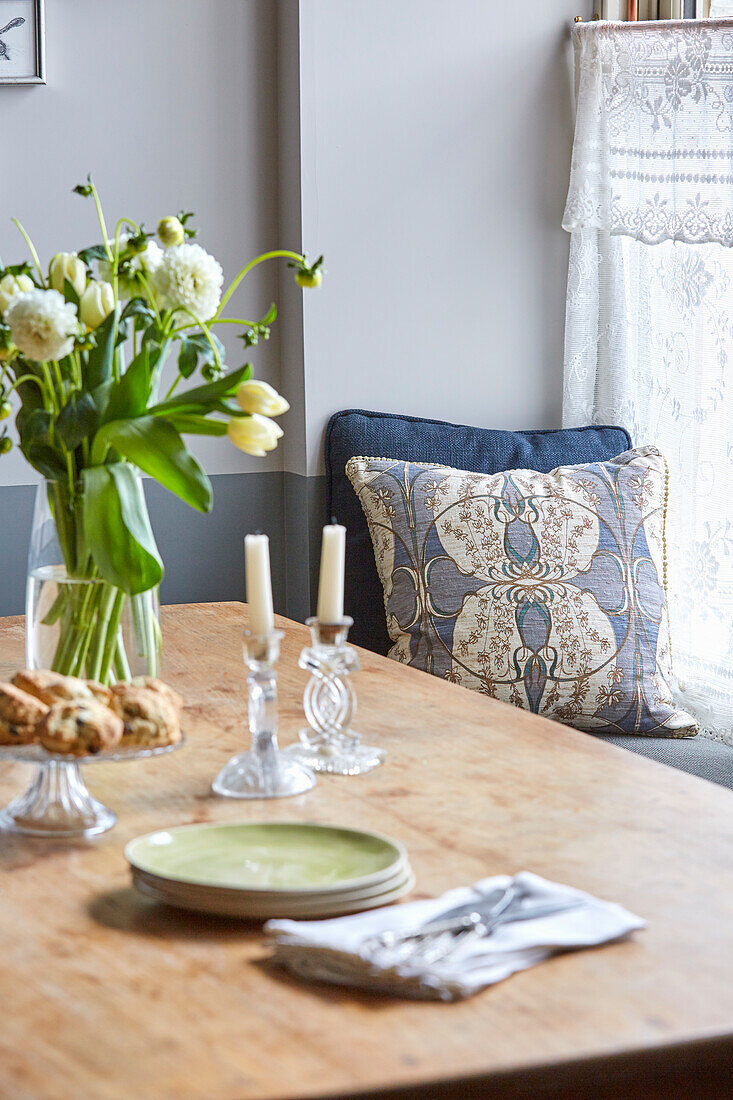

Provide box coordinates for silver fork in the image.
[374,896,589,968]
[363,883,522,963]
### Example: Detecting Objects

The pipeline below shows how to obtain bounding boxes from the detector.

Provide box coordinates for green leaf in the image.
[174,331,225,380]
[78,243,109,266]
[192,331,224,365]
[96,416,212,512]
[15,373,45,415]
[168,415,228,436]
[261,302,277,325]
[89,378,114,420]
[17,407,51,445]
[62,277,80,308]
[82,464,163,594]
[120,296,156,332]
[151,364,252,414]
[55,391,100,451]
[102,338,170,424]
[16,407,63,480]
[1,260,33,278]
[177,338,198,379]
[26,444,67,481]
[84,306,119,389]
[73,176,94,198]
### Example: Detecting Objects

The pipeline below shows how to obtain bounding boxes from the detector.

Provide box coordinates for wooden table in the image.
[0,603,731,1100]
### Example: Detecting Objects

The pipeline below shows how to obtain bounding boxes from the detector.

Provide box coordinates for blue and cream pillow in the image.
[347,448,697,737]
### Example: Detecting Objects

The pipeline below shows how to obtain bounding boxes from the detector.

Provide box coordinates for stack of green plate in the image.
[125,822,414,919]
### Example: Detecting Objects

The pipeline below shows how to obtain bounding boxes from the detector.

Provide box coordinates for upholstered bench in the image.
[326,408,733,790]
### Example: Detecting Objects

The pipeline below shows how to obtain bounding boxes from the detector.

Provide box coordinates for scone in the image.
[128,676,183,714]
[37,699,124,756]
[110,684,182,748]
[85,679,113,706]
[13,669,95,707]
[0,682,48,745]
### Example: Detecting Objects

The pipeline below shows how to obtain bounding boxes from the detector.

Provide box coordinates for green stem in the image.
[52,361,67,416]
[98,588,127,684]
[6,373,46,396]
[111,217,137,306]
[86,585,118,682]
[114,635,132,681]
[89,182,113,261]
[12,219,46,286]
[138,271,162,325]
[164,375,181,399]
[173,316,256,333]
[39,362,58,418]
[164,307,219,400]
[216,250,304,317]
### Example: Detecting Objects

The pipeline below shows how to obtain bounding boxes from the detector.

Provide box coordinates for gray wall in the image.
[0,0,286,614]
[291,0,591,476]
[0,0,589,617]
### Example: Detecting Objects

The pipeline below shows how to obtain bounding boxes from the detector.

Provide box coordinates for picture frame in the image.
[0,0,45,86]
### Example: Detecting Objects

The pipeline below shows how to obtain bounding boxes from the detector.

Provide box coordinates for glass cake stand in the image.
[0,739,184,838]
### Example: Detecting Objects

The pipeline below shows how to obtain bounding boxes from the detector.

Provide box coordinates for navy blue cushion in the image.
[325,410,632,655]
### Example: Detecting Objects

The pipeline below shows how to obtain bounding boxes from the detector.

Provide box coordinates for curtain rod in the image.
[573,16,733,26]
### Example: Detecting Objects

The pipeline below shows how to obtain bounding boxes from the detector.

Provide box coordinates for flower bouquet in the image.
[0,176,322,684]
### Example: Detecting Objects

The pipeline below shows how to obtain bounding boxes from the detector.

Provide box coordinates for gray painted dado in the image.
[0,475,286,618]
[283,473,327,622]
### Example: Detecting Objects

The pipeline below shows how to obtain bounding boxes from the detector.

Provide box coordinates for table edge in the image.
[317,1029,733,1100]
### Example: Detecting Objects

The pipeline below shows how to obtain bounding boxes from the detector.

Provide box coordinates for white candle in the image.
[245,534,275,635]
[317,523,346,622]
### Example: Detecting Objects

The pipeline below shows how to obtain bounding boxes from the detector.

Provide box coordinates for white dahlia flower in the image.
[6,289,78,361]
[153,243,223,321]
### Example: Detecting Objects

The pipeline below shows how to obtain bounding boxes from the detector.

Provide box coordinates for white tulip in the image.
[227,413,284,457]
[0,273,34,316]
[80,281,115,329]
[235,380,290,417]
[6,289,78,361]
[49,252,87,298]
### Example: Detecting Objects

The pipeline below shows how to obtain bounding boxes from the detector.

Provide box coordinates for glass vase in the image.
[25,478,161,683]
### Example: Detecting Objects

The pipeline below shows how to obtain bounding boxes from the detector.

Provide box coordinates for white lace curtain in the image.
[563,19,733,745]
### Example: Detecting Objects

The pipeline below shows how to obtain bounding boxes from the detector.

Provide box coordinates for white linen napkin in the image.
[265,871,645,1001]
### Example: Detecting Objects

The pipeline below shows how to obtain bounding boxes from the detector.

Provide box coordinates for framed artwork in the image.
[0,0,44,85]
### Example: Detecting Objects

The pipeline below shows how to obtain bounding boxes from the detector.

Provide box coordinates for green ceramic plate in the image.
[125,822,406,893]
[131,867,416,919]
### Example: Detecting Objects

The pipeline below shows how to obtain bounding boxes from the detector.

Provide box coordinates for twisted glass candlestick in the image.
[283,617,385,775]
[212,630,316,799]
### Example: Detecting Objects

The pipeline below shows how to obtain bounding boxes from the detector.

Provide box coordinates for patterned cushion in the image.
[327,409,633,655]
[347,447,697,737]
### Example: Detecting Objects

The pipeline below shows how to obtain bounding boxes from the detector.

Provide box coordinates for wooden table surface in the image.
[0,602,731,1100]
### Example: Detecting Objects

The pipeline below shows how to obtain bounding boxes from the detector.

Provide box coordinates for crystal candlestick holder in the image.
[283,617,385,775]
[212,630,316,799]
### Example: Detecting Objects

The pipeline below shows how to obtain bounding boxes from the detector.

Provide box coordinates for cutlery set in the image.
[366,882,589,964]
